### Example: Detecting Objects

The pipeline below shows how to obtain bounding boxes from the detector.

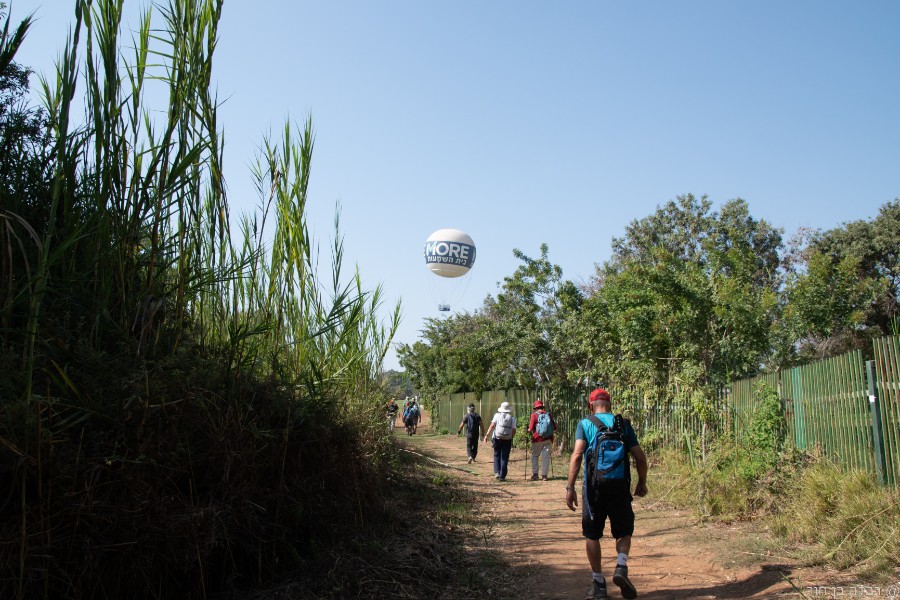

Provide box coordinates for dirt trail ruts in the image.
[402,411,859,600]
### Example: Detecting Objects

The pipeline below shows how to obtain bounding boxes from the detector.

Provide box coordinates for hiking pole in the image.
[548,443,553,480]
[524,440,529,481]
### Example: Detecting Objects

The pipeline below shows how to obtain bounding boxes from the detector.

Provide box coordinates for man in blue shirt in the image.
[565,388,648,600]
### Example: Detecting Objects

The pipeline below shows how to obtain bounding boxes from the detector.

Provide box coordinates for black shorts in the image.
[581,482,634,540]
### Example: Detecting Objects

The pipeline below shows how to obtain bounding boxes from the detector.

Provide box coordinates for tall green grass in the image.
[1,1,400,598]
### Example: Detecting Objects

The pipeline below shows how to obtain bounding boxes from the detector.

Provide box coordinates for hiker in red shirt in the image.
[527,399,557,481]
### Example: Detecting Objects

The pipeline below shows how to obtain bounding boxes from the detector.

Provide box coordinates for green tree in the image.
[784,251,875,359]
[810,199,900,335]
[482,243,587,387]
[398,312,492,396]
[586,195,783,411]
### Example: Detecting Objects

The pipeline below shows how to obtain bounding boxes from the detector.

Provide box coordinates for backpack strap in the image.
[586,414,609,432]
[585,415,608,455]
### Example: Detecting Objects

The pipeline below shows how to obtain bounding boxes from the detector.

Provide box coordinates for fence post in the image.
[865,360,887,486]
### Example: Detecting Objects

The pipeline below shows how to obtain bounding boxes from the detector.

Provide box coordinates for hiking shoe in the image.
[586,580,609,600]
[467,457,473,464]
[613,565,637,599]
[542,475,549,481]
[494,474,500,479]
[530,474,539,480]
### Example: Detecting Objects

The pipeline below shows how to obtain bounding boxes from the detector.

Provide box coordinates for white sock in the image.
[592,572,605,584]
[617,552,628,566]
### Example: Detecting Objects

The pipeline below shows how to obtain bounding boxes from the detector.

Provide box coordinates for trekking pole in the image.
[548,443,552,479]
[524,440,529,481]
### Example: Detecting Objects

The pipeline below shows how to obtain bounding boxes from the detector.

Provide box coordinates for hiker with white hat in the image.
[483,401,516,481]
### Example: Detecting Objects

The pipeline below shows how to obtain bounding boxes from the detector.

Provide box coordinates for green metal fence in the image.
[730,351,875,474]
[430,385,725,453]
[872,336,900,487]
[428,335,900,487]
[726,341,898,487]
[431,388,589,449]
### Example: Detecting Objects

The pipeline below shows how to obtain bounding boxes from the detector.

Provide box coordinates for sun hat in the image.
[498,401,511,413]
[533,399,544,409]
[589,388,610,406]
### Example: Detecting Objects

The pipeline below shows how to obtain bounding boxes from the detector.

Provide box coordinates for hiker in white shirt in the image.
[483,401,516,481]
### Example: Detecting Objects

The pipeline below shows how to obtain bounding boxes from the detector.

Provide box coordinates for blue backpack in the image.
[535,411,554,437]
[584,414,630,503]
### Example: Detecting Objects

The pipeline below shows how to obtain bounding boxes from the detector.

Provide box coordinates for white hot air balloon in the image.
[424,229,476,311]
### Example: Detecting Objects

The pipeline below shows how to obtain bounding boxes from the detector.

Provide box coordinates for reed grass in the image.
[1,1,401,597]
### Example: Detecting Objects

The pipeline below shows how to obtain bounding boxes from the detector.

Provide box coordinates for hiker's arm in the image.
[483,422,495,442]
[565,439,586,511]
[457,420,464,435]
[630,445,648,497]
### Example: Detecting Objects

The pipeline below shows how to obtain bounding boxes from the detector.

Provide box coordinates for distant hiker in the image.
[527,399,557,481]
[457,403,483,463]
[483,401,516,481]
[386,398,399,432]
[565,388,648,600]
[410,399,421,433]
[404,399,420,436]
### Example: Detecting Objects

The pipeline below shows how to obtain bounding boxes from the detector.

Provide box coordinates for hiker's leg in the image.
[530,441,540,476]
[540,440,551,477]
[608,492,635,540]
[585,538,602,573]
[581,496,607,573]
[615,535,631,555]
[493,441,501,476]
[499,440,512,478]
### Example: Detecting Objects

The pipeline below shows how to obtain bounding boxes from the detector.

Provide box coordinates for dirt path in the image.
[400,412,864,600]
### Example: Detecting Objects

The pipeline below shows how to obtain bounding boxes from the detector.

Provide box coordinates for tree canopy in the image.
[400,194,900,406]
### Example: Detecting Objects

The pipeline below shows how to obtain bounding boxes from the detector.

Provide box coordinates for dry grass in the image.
[648,447,900,582]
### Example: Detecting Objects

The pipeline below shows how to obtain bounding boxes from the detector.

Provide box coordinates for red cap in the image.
[589,388,610,405]
[533,399,544,409]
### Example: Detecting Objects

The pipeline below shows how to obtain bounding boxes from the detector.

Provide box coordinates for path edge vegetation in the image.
[0,2,430,598]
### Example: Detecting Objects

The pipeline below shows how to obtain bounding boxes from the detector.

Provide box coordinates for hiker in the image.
[565,388,648,600]
[410,398,421,434]
[404,400,420,436]
[386,398,399,432]
[483,401,516,481]
[527,399,557,481]
[457,403,483,463]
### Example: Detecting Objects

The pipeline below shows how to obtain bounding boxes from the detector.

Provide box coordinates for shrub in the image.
[745,382,787,474]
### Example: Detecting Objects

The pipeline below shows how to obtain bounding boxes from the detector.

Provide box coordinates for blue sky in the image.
[17,1,900,370]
